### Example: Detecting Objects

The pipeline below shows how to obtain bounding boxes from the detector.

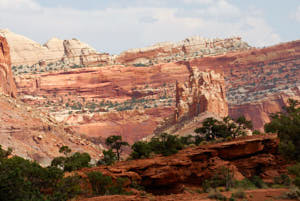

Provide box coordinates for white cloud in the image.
[0,0,281,53]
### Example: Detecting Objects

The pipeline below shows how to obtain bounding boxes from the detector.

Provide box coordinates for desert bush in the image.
[87,171,112,195]
[274,174,291,186]
[202,166,234,192]
[207,190,227,201]
[288,163,300,188]
[149,133,184,156]
[0,145,82,201]
[130,141,152,159]
[97,149,117,166]
[265,99,300,161]
[51,146,91,172]
[105,135,129,161]
[250,176,267,188]
[231,189,246,199]
[87,171,129,196]
[282,187,300,200]
[195,116,253,141]
[234,178,256,189]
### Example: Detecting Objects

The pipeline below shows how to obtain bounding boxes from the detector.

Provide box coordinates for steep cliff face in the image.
[0,36,16,97]
[175,69,228,122]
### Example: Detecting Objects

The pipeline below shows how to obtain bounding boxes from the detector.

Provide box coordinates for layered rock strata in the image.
[11,30,300,140]
[80,135,285,194]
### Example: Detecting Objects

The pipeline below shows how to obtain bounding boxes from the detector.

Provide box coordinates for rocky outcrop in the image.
[80,135,285,194]
[0,29,111,68]
[175,69,228,122]
[0,36,16,97]
[116,36,250,66]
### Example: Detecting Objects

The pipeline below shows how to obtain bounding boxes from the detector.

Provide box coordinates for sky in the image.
[0,0,299,54]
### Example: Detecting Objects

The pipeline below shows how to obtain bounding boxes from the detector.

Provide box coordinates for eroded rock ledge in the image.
[80,134,285,195]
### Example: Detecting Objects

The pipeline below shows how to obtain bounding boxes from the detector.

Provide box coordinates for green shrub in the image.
[105,135,129,161]
[274,174,291,186]
[231,190,246,199]
[202,166,234,192]
[50,175,82,201]
[130,141,152,159]
[51,146,91,172]
[250,176,267,188]
[195,116,253,141]
[234,178,256,189]
[87,171,112,195]
[265,99,300,161]
[207,190,227,201]
[252,130,262,135]
[97,149,117,166]
[149,133,183,156]
[282,187,300,200]
[87,171,129,195]
[288,163,300,188]
[0,146,81,201]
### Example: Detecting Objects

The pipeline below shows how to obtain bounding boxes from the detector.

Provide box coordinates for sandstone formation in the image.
[175,69,228,122]
[79,135,286,194]
[0,36,16,97]
[0,29,111,68]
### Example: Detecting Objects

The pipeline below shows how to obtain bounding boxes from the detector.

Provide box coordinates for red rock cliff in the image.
[0,36,16,97]
[175,69,228,122]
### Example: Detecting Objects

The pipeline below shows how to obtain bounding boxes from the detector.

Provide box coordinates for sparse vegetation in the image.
[0,146,82,201]
[105,135,129,161]
[265,99,300,161]
[87,171,129,195]
[195,116,253,141]
[51,146,91,172]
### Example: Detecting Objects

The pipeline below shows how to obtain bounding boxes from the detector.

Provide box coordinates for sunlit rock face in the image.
[175,69,228,122]
[0,29,111,68]
[0,36,16,97]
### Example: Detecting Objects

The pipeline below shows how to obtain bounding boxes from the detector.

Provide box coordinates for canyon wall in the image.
[9,29,300,141]
[0,36,16,97]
